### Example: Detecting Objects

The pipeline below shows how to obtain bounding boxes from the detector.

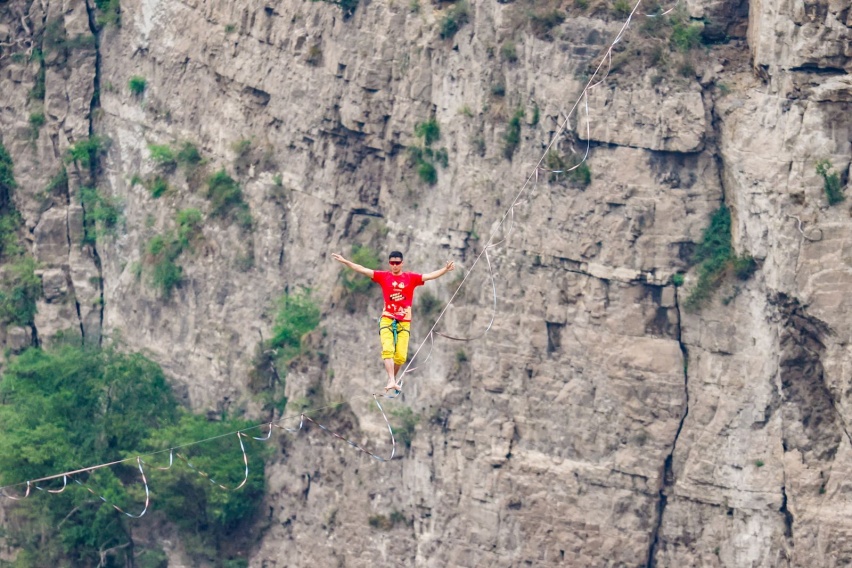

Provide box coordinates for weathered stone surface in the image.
[0,0,851,565]
[579,85,706,153]
[33,208,69,264]
[749,0,852,72]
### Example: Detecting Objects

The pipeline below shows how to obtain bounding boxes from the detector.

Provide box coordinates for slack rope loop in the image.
[176,432,250,492]
[72,457,150,518]
[543,96,592,179]
[1,481,31,500]
[300,394,397,462]
[786,214,823,242]
[249,423,276,441]
[35,475,68,494]
[147,449,175,471]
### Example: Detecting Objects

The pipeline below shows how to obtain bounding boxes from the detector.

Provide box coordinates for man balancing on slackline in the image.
[332,250,455,393]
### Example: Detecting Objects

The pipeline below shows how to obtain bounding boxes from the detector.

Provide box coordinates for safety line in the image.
[399,0,649,385]
[71,458,150,519]
[0,0,659,506]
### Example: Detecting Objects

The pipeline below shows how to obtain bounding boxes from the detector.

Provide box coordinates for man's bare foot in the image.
[384,383,402,393]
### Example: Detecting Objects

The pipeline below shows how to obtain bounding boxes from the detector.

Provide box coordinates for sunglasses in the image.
[389,260,402,266]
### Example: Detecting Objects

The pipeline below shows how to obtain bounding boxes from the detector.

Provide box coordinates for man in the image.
[332,250,455,392]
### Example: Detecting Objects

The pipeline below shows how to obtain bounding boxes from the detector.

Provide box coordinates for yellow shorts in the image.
[379,317,411,366]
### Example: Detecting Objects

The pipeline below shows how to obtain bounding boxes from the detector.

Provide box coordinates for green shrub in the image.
[491,82,506,97]
[671,21,703,52]
[136,548,169,568]
[684,206,757,311]
[66,136,109,172]
[265,289,321,370]
[94,0,121,27]
[148,143,176,168]
[390,407,419,448]
[43,19,96,55]
[0,257,41,327]
[28,111,45,132]
[367,509,410,529]
[612,0,631,17]
[129,75,147,96]
[147,176,169,198]
[545,150,592,184]
[0,210,23,259]
[502,108,524,159]
[143,209,203,298]
[306,44,323,66]
[0,140,16,209]
[418,289,442,320]
[410,120,448,184]
[434,148,449,168]
[176,208,204,249]
[529,10,565,39]
[816,159,844,205]
[29,52,46,101]
[369,514,393,530]
[342,244,380,294]
[417,160,438,185]
[232,138,252,160]
[671,273,685,287]
[732,255,757,280]
[500,40,518,62]
[414,119,441,146]
[147,236,182,298]
[440,2,469,39]
[176,141,202,169]
[207,170,251,227]
[80,187,121,244]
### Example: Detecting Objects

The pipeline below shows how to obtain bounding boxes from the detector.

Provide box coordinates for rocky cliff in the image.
[0,0,850,565]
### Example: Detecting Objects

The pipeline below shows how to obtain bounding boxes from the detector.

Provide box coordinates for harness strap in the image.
[379,319,409,346]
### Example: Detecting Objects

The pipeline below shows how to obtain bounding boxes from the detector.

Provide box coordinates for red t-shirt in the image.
[372,271,424,322]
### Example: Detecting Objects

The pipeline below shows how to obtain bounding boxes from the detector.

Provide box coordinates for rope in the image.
[71,457,150,519]
[786,214,823,242]
[399,0,649,385]
[0,0,660,514]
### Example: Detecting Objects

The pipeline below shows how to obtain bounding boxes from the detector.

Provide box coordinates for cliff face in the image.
[0,0,851,565]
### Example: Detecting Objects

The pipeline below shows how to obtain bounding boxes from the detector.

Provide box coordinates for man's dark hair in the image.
[389,251,404,260]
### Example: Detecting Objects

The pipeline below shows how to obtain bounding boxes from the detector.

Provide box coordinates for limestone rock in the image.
[579,85,706,153]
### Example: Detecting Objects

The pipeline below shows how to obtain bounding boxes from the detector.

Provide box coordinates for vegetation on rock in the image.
[440,2,470,39]
[409,119,449,185]
[144,209,204,298]
[0,345,266,567]
[0,142,41,328]
[684,206,756,311]
[816,159,844,206]
[207,170,252,229]
[129,75,147,96]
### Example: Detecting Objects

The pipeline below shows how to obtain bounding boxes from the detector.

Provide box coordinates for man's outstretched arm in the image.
[423,260,455,282]
[332,253,375,279]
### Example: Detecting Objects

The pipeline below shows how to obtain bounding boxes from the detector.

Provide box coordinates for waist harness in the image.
[379,319,409,346]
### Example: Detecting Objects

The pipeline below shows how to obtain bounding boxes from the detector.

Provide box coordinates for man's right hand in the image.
[332,253,347,264]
